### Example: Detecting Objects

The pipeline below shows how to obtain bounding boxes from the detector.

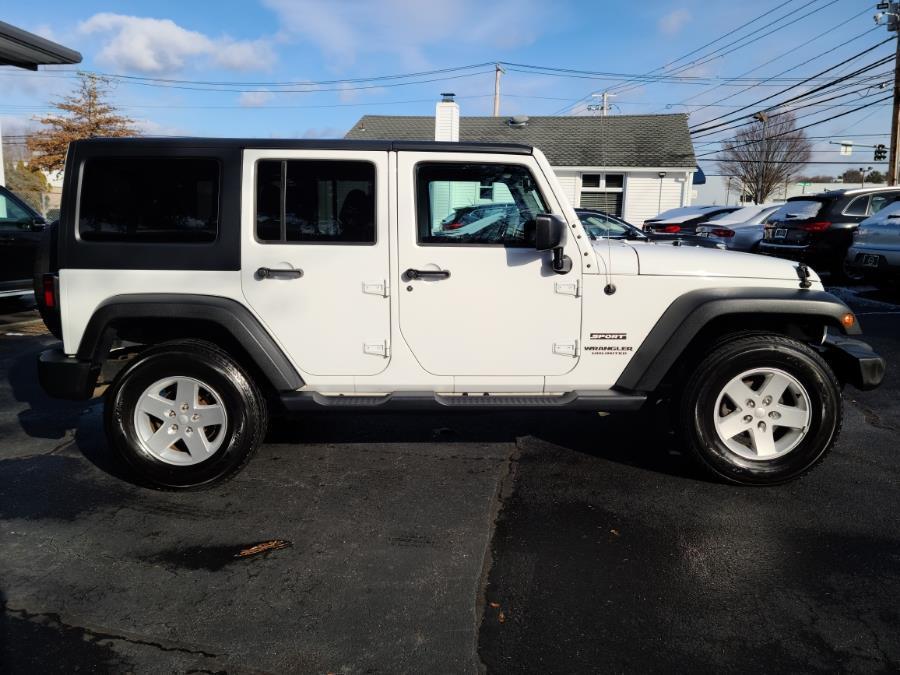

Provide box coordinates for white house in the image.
[345,96,697,223]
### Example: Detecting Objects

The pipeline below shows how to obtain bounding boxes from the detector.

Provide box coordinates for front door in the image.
[0,190,41,286]
[241,150,391,377]
[396,153,582,377]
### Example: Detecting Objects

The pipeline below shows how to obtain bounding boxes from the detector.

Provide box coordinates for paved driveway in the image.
[1,288,898,672]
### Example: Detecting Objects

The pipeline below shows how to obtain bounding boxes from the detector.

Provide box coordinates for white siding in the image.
[552,171,579,208]
[623,172,687,224]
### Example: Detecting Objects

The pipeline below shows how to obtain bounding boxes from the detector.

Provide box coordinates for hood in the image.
[632,243,820,281]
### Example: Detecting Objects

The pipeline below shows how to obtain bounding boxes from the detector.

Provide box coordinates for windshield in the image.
[652,206,718,220]
[769,200,824,221]
[579,213,634,239]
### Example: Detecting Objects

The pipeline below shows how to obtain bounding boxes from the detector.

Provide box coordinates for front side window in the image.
[416,163,547,245]
[869,194,896,214]
[79,158,219,243]
[256,160,375,244]
[0,192,33,230]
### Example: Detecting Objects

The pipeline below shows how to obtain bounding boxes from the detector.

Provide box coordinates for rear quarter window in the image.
[78,157,220,243]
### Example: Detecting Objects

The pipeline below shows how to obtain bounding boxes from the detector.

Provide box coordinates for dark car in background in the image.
[0,185,46,300]
[577,208,725,249]
[760,187,900,279]
[643,205,741,236]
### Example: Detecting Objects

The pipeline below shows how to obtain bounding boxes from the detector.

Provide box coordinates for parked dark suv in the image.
[0,185,46,299]
[760,188,900,278]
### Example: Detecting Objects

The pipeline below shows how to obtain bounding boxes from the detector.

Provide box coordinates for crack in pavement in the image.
[5,605,222,660]
[473,440,522,674]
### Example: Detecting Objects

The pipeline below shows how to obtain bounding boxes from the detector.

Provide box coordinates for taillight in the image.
[802,221,831,232]
[444,222,464,230]
[710,228,735,238]
[42,274,56,308]
[660,224,682,233]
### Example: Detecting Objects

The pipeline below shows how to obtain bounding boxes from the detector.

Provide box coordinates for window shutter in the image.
[580,191,623,215]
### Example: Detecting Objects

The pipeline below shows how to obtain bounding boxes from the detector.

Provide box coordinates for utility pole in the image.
[876,2,900,184]
[0,117,5,187]
[753,111,768,204]
[492,63,505,117]
[587,91,616,116]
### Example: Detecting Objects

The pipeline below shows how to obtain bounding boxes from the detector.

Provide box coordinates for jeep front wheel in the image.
[105,340,267,489]
[679,334,842,485]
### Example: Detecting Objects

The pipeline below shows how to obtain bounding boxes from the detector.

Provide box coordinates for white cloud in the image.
[658,9,691,36]
[78,13,276,74]
[239,91,274,107]
[262,0,548,68]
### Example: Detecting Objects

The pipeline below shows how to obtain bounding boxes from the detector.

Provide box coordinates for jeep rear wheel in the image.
[105,340,267,489]
[679,334,842,485]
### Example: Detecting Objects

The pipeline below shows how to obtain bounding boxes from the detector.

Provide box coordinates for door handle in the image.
[404,268,450,280]
[256,267,303,279]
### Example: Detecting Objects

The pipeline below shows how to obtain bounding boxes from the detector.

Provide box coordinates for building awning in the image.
[0,20,81,70]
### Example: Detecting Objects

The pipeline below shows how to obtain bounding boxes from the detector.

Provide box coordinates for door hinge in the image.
[552,340,579,357]
[363,280,389,297]
[364,340,390,358]
[554,280,580,297]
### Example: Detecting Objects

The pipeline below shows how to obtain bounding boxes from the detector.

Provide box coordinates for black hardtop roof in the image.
[70,137,534,155]
[787,186,900,201]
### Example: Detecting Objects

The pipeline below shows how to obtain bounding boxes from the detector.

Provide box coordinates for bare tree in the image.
[716,112,811,204]
[27,73,137,173]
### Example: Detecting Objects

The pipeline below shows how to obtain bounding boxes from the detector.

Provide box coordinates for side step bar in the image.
[279,390,646,412]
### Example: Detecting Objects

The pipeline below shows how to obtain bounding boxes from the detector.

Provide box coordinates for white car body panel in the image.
[58,148,822,396]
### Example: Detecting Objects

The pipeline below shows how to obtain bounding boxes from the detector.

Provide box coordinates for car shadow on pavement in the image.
[267,406,700,481]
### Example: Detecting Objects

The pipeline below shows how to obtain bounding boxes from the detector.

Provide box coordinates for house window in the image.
[580,173,624,216]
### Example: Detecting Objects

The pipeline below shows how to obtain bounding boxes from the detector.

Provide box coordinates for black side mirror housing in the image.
[534,213,565,251]
[534,213,572,274]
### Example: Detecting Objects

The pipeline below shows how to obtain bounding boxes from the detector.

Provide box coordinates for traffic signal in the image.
[874,144,887,161]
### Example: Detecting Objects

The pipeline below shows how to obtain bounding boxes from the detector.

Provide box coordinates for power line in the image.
[690,71,893,139]
[551,0,814,115]
[669,11,880,115]
[690,44,895,134]
[694,93,894,158]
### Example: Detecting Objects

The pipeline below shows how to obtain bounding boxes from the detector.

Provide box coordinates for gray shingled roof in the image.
[345,114,696,168]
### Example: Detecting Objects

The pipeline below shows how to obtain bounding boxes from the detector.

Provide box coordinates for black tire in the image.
[678,334,842,486]
[104,340,267,490]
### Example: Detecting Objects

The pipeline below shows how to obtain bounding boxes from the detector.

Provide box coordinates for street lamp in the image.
[860,166,873,187]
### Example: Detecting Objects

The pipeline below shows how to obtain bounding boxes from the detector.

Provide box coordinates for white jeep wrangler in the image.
[35,138,885,489]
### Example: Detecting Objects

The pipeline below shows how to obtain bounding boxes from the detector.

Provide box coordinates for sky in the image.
[1,0,895,177]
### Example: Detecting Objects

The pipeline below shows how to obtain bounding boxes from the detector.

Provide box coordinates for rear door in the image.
[395,152,582,378]
[240,150,391,376]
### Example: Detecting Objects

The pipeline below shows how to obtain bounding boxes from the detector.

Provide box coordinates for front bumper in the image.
[38,348,100,400]
[821,334,885,391]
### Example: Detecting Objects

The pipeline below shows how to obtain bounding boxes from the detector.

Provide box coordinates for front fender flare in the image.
[614,287,859,393]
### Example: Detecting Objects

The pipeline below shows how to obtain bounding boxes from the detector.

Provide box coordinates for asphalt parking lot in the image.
[1,288,899,673]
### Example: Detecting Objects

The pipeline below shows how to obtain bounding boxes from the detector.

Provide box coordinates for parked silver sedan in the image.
[694,204,782,252]
[846,199,900,287]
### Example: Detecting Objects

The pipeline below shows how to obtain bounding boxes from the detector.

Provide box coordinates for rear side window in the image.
[255,160,375,244]
[769,200,824,222]
[843,195,870,216]
[79,158,219,243]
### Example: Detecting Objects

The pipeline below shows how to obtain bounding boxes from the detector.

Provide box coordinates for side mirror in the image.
[534,213,565,251]
[534,213,572,274]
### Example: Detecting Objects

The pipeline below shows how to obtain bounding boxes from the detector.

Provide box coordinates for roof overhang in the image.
[0,20,81,70]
